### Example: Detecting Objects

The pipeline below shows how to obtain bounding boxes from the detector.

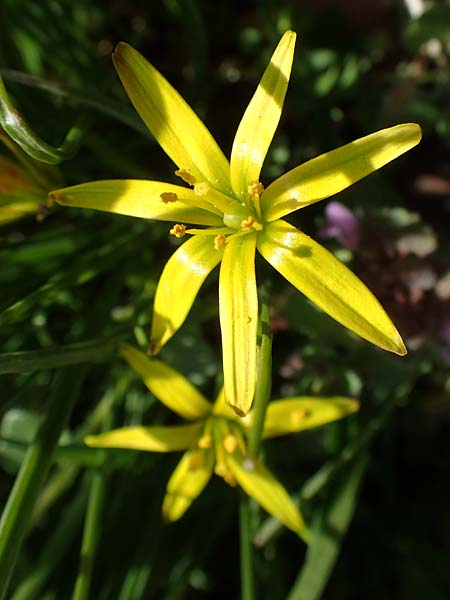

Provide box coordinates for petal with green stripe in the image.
[120,343,212,420]
[51,180,222,226]
[162,448,215,521]
[113,43,231,194]
[219,234,258,415]
[262,124,422,221]
[84,422,203,452]
[150,234,223,353]
[226,451,307,538]
[262,397,359,438]
[230,31,296,200]
[257,220,406,355]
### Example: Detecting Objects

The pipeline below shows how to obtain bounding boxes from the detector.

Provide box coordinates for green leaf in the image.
[0,75,85,164]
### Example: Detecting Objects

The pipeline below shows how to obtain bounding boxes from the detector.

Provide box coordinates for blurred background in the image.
[0,0,449,598]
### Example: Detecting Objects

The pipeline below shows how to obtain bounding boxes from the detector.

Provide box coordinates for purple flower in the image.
[320,201,360,250]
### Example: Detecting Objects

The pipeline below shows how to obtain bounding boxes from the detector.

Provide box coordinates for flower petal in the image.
[230,31,296,200]
[211,387,240,420]
[84,422,203,452]
[113,43,231,194]
[219,234,258,415]
[120,343,212,420]
[258,220,406,355]
[150,234,223,353]
[162,447,215,521]
[261,124,422,221]
[262,397,359,438]
[51,180,222,226]
[226,451,307,537]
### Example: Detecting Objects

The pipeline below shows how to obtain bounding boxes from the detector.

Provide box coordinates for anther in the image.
[169,224,186,238]
[223,435,238,454]
[175,168,197,186]
[248,181,264,197]
[160,192,178,203]
[214,234,227,250]
[240,216,255,230]
[198,433,213,449]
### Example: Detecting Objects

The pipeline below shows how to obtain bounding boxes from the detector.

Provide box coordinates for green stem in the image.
[247,293,272,457]
[239,496,255,600]
[0,367,83,600]
[239,289,273,600]
[71,469,106,600]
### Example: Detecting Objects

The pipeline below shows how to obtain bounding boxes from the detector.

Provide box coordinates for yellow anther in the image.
[175,168,197,186]
[214,234,227,250]
[240,216,255,230]
[160,192,178,203]
[194,182,210,196]
[198,433,213,449]
[169,224,186,238]
[223,434,238,454]
[248,181,264,197]
[188,450,204,470]
[215,462,237,486]
[222,469,237,487]
[215,462,227,477]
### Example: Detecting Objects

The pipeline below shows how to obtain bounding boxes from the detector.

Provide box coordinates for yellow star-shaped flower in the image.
[85,343,359,539]
[51,32,421,414]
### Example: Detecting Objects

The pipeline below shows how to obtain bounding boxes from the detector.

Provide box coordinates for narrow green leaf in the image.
[0,75,85,164]
[286,457,367,600]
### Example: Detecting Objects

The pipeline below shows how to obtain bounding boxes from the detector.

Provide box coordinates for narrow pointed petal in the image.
[226,451,307,537]
[150,235,224,353]
[261,124,422,221]
[84,421,203,452]
[51,180,222,226]
[162,448,214,521]
[262,397,359,438]
[120,343,212,420]
[230,31,296,199]
[113,43,231,194]
[211,387,240,420]
[258,220,406,355]
[219,234,258,415]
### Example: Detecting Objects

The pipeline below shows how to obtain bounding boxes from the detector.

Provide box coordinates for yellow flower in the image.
[50,32,421,414]
[0,130,60,225]
[85,343,359,539]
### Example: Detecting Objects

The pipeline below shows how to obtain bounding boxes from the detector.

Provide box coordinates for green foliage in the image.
[1,1,450,599]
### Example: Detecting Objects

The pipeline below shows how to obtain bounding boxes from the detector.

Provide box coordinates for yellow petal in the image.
[0,202,39,224]
[261,124,422,221]
[150,234,224,353]
[119,343,212,420]
[258,220,406,355]
[84,422,203,452]
[230,31,296,200]
[51,180,222,226]
[219,234,258,415]
[262,397,359,438]
[113,43,231,194]
[226,451,307,537]
[211,387,240,420]
[162,447,214,521]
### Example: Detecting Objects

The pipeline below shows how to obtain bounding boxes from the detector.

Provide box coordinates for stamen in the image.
[169,224,186,238]
[194,181,237,214]
[223,434,238,454]
[198,433,213,449]
[247,180,264,220]
[160,192,178,203]
[175,168,197,186]
[248,181,264,197]
[240,216,254,230]
[214,234,227,250]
